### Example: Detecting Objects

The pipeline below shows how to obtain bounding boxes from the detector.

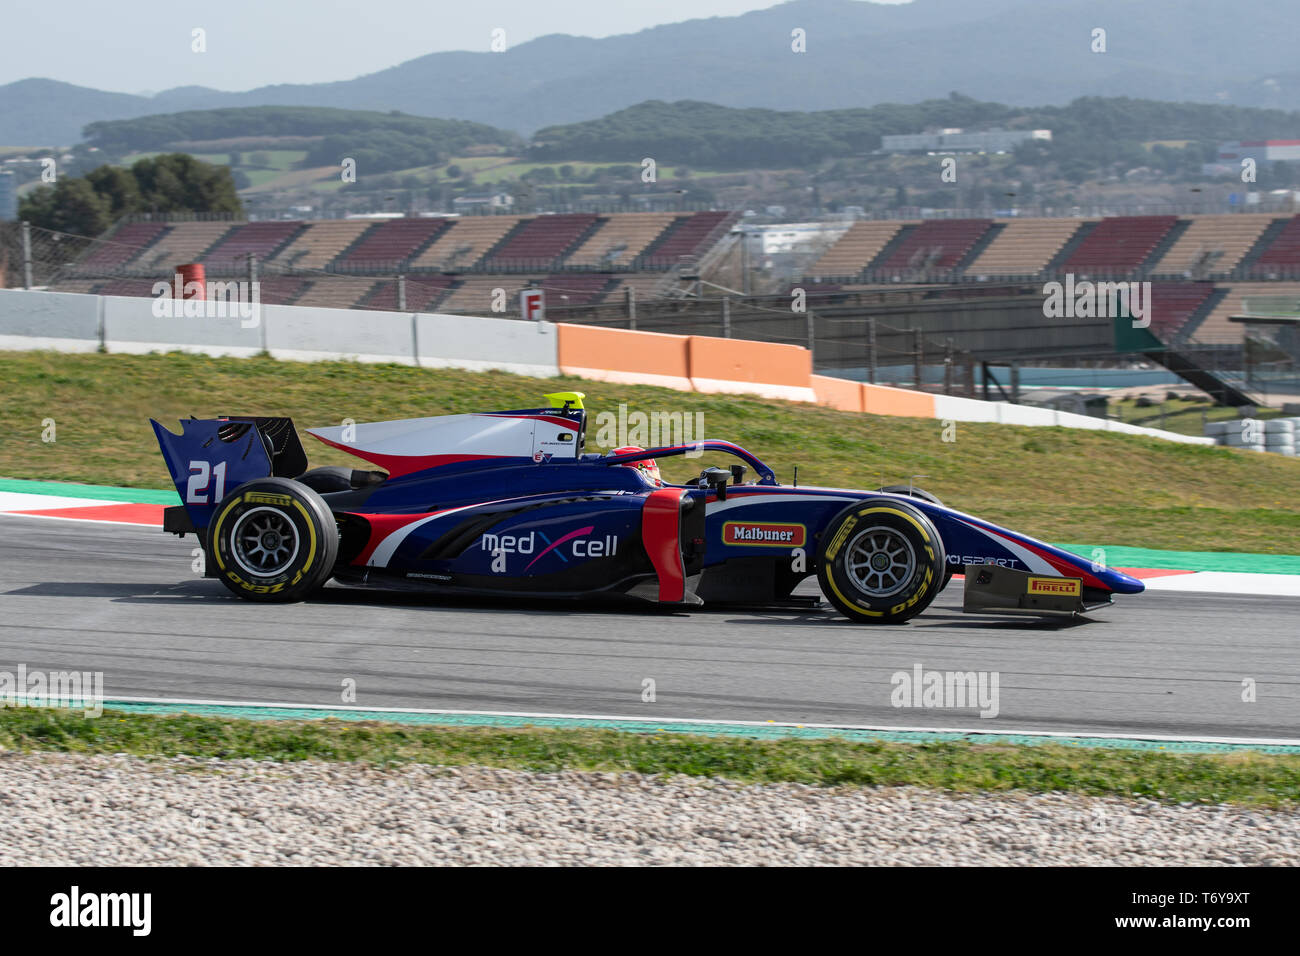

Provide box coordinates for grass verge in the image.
[1,708,1298,808]
[2,350,1300,552]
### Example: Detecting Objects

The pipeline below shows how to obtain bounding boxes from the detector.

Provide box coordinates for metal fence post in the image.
[722,295,730,338]
[397,273,406,312]
[627,285,637,330]
[867,317,877,384]
[807,309,815,360]
[21,220,32,289]
[913,328,923,389]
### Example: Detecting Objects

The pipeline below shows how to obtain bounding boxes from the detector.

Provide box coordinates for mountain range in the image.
[3,0,1299,146]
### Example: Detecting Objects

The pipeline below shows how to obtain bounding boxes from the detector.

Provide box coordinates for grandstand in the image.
[202,221,304,270]
[809,221,906,276]
[334,218,451,269]
[1251,214,1300,277]
[1060,215,1179,276]
[1150,214,1271,276]
[873,218,994,273]
[1146,281,1219,342]
[271,219,374,270]
[965,218,1080,277]
[567,212,678,267]
[642,211,736,267]
[1195,281,1300,344]
[37,212,1300,348]
[413,217,518,271]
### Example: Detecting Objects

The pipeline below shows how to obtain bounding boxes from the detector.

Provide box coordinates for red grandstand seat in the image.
[336,218,453,268]
[877,219,993,271]
[1062,216,1177,275]
[485,214,600,267]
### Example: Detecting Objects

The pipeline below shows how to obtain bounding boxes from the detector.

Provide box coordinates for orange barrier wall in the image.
[556,324,692,390]
[687,335,816,402]
[860,382,936,418]
[811,374,864,413]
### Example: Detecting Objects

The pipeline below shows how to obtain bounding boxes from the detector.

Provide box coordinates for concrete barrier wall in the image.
[932,393,1000,423]
[415,313,559,377]
[812,374,864,412]
[0,290,1214,445]
[0,289,100,352]
[860,382,936,417]
[265,304,415,364]
[557,324,692,390]
[103,295,264,357]
[688,335,817,402]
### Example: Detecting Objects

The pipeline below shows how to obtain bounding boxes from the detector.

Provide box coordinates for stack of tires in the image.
[1263,419,1298,456]
[1204,417,1300,455]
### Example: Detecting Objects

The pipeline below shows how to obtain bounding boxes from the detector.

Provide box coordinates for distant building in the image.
[453,191,514,211]
[0,172,16,221]
[1216,140,1300,166]
[743,222,848,256]
[880,128,1052,154]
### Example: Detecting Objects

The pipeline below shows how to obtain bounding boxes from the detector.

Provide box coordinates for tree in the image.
[445,164,462,179]
[20,178,112,236]
[83,165,141,218]
[130,154,242,214]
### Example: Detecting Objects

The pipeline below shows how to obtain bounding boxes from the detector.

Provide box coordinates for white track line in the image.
[101,694,1300,749]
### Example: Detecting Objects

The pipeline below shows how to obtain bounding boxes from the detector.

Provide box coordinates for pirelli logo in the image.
[1027,577,1081,596]
[243,493,293,506]
[723,522,806,547]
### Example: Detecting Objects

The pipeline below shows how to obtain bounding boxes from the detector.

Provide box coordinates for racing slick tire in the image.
[877,485,955,592]
[207,477,338,602]
[817,498,946,624]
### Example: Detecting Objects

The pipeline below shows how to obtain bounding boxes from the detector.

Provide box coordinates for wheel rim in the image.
[230,507,300,577]
[844,525,916,597]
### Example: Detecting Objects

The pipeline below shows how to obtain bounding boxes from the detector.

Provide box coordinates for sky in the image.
[6,0,911,95]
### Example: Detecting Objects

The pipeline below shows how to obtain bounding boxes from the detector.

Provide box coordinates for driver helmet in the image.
[613,446,662,486]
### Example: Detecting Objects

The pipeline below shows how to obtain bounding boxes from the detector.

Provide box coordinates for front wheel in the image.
[207,477,338,602]
[877,484,955,592]
[817,499,946,624]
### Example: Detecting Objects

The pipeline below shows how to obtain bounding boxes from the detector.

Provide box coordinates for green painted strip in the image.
[0,478,178,505]
[99,700,1300,755]
[1055,542,1300,575]
[5,477,1299,574]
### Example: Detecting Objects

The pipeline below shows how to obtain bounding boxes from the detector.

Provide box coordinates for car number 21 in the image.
[186,460,228,504]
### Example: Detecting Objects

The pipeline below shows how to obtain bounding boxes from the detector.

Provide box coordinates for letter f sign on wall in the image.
[521,289,545,322]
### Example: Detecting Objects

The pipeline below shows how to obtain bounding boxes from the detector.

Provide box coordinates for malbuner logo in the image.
[1042,275,1151,328]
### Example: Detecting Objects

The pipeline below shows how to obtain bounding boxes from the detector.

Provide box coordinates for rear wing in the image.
[151,417,307,534]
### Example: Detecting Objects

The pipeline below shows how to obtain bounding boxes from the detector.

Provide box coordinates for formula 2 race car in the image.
[151,392,1144,624]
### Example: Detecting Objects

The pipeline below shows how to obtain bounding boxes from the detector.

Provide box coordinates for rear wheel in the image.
[817,499,946,624]
[207,477,338,602]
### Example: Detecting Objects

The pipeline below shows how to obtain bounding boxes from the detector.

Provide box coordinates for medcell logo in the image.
[481,527,620,572]
[481,532,536,555]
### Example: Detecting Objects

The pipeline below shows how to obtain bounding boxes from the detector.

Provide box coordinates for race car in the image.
[151,392,1144,624]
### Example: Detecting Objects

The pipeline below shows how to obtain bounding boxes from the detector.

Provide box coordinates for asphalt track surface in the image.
[2,515,1297,741]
